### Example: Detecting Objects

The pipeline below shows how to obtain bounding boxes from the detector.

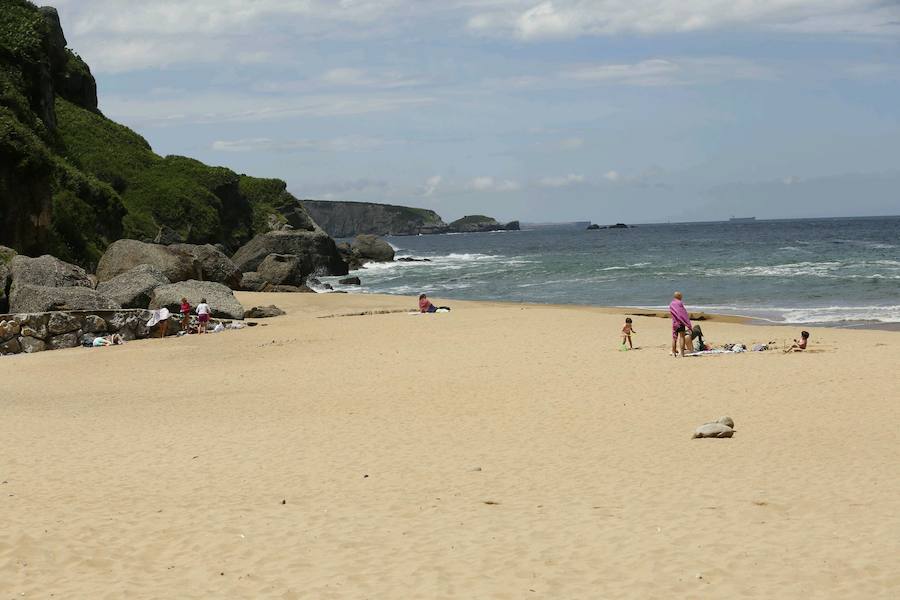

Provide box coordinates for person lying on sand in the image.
[418,293,451,313]
[91,334,124,347]
[785,330,810,353]
[669,291,693,357]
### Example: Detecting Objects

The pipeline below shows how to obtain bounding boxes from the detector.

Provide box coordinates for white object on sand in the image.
[692,416,736,439]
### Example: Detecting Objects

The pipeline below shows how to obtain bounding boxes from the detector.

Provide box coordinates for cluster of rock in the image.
[337,235,396,270]
[444,216,520,234]
[1,309,154,355]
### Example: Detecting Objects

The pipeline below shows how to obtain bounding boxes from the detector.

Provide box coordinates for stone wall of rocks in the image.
[0,309,156,356]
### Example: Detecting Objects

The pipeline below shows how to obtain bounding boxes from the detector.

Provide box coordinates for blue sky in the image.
[53,0,900,223]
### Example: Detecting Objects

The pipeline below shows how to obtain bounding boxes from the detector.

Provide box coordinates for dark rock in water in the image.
[231,231,348,278]
[586,224,601,230]
[150,280,244,320]
[610,223,630,229]
[9,254,93,290]
[323,283,333,290]
[239,272,266,292]
[256,253,302,287]
[169,243,242,289]
[351,235,394,263]
[97,239,200,283]
[244,305,286,319]
[339,276,361,285]
[446,215,519,234]
[9,284,120,313]
[396,257,431,262]
[96,264,170,309]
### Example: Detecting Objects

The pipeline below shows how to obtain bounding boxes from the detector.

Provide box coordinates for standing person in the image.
[669,291,693,357]
[196,297,211,333]
[180,297,191,332]
[621,317,636,350]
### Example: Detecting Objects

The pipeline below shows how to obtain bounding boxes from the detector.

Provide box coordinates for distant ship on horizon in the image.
[729,216,757,222]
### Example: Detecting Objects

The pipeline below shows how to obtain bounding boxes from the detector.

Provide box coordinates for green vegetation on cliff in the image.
[0,0,317,267]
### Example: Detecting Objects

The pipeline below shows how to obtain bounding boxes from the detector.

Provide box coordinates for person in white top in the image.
[196,298,211,333]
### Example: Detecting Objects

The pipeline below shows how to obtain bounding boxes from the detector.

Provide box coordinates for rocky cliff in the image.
[447,215,520,233]
[0,1,326,268]
[302,200,447,238]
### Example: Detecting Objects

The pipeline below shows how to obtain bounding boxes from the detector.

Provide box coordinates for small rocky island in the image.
[587,223,633,230]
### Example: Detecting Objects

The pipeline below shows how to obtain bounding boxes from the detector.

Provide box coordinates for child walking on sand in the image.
[785,330,810,353]
[621,317,636,350]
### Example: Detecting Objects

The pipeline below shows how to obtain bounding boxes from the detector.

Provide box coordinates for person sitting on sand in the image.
[621,317,636,350]
[196,298,211,333]
[418,293,450,313]
[785,330,810,353]
[669,291,693,357]
[688,324,706,352]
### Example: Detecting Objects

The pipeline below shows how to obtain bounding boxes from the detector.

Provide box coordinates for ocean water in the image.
[318,217,900,326]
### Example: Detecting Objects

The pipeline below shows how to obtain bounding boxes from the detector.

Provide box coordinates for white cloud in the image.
[558,137,585,149]
[422,175,443,196]
[466,0,900,39]
[603,170,621,182]
[539,173,585,187]
[468,176,521,192]
[103,91,433,126]
[563,57,774,87]
[211,135,386,153]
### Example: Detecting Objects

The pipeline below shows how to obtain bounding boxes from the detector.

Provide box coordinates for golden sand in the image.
[2,292,899,598]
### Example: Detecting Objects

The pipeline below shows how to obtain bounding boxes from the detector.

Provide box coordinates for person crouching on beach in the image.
[621,317,636,349]
[669,291,693,357]
[785,330,810,353]
[418,293,450,313]
[196,297,211,333]
[180,297,191,331]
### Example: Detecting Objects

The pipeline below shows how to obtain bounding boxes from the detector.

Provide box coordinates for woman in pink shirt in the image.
[669,291,693,357]
[418,293,450,313]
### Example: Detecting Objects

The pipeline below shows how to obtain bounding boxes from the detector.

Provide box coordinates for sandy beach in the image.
[2,292,899,599]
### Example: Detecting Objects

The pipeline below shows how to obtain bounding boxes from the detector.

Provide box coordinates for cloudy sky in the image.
[53,0,900,223]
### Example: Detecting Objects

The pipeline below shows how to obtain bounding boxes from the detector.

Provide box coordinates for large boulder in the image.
[8,285,120,314]
[239,272,266,292]
[96,264,171,309]
[169,243,242,289]
[256,253,302,286]
[150,280,244,320]
[96,239,200,283]
[244,305,285,319]
[231,230,348,281]
[9,254,93,289]
[351,235,394,263]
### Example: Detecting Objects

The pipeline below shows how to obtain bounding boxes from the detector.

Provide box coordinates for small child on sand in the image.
[785,330,810,353]
[621,317,636,350]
